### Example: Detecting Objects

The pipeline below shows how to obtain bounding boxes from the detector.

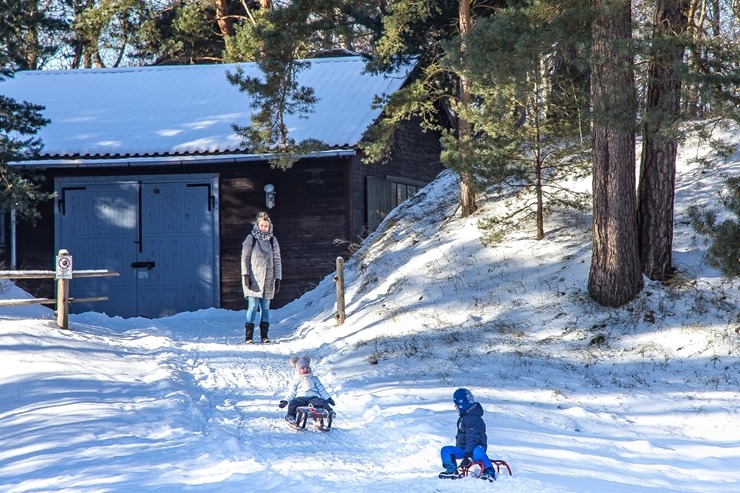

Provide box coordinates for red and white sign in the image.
[56,254,73,279]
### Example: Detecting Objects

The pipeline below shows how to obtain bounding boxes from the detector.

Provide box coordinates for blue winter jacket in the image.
[456,402,488,456]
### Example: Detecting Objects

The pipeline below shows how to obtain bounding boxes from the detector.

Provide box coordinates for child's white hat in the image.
[290,355,311,371]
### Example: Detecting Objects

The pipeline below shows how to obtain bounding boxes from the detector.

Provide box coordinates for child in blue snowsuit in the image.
[439,388,497,481]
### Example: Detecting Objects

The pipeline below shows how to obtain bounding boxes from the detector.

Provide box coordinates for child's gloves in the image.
[327,398,335,406]
[459,455,473,468]
[278,400,288,408]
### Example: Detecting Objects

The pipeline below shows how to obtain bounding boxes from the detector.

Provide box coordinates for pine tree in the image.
[446,1,592,241]
[227,58,324,170]
[1,0,69,70]
[135,0,230,65]
[588,0,643,306]
[687,176,740,279]
[364,0,501,217]
[0,3,53,221]
[225,1,336,169]
[636,0,690,281]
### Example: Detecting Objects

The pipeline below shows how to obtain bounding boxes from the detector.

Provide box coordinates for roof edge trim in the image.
[14,149,357,169]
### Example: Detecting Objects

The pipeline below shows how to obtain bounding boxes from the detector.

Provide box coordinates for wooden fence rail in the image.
[0,250,118,330]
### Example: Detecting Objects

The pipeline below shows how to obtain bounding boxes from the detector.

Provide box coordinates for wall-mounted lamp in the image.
[264,183,276,209]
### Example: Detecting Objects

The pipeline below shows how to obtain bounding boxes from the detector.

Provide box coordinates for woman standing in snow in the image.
[241,211,282,343]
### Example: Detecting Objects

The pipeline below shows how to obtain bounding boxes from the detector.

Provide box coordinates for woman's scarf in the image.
[251,225,274,242]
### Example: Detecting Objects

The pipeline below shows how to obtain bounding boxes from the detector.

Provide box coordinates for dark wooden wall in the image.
[2,121,442,317]
[2,156,352,312]
[349,116,444,241]
[219,157,350,310]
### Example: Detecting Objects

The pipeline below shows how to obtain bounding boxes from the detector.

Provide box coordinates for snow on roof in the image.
[1,57,411,161]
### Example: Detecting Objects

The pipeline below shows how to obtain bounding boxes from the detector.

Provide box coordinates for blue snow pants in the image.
[440,445,493,470]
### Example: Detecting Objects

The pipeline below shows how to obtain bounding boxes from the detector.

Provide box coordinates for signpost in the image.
[55,249,72,329]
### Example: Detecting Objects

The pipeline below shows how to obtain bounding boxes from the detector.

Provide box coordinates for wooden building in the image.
[1,57,443,318]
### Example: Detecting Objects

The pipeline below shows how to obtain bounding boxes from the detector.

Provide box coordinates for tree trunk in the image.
[458,0,477,217]
[637,0,689,280]
[682,0,701,117]
[535,155,544,240]
[588,0,643,307]
[215,0,233,38]
[22,1,39,69]
[533,77,544,240]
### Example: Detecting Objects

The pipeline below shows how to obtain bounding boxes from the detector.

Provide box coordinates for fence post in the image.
[334,257,345,325]
[55,249,71,330]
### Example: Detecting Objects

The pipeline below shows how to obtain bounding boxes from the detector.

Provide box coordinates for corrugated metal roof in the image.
[1,57,410,161]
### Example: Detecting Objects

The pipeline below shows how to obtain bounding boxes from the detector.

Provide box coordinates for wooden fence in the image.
[334,256,345,325]
[0,249,118,330]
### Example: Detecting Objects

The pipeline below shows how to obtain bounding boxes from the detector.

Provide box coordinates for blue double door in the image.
[55,174,220,318]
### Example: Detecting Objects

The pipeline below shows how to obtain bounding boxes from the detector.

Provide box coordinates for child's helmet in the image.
[453,388,475,412]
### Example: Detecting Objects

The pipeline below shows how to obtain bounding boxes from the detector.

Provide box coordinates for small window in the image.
[0,213,5,248]
[393,182,419,205]
[367,177,422,233]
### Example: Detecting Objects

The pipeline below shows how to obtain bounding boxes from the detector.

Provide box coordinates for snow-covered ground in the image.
[1,127,738,492]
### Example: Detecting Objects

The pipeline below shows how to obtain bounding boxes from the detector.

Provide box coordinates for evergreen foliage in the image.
[0,0,69,70]
[372,0,459,70]
[687,175,740,279]
[225,1,339,169]
[0,5,53,221]
[66,0,150,67]
[227,59,325,170]
[361,76,444,165]
[362,0,502,219]
[442,1,592,240]
[135,0,227,65]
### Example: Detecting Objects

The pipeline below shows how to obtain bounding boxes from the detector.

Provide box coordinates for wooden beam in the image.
[72,270,120,278]
[0,296,109,307]
[0,298,56,306]
[0,270,119,279]
[0,271,56,279]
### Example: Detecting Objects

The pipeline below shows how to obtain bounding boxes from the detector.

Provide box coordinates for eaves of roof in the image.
[17,148,357,169]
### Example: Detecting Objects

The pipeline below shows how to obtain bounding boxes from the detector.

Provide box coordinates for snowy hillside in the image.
[0,126,738,493]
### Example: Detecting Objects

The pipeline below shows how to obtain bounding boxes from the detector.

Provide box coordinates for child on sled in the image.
[279,355,335,425]
[439,388,497,482]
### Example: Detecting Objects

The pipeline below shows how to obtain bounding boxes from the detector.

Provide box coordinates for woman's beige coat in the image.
[241,227,282,299]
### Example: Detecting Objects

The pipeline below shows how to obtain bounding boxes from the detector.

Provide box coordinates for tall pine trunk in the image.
[588,0,643,306]
[637,0,689,280]
[215,0,233,38]
[458,0,477,217]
